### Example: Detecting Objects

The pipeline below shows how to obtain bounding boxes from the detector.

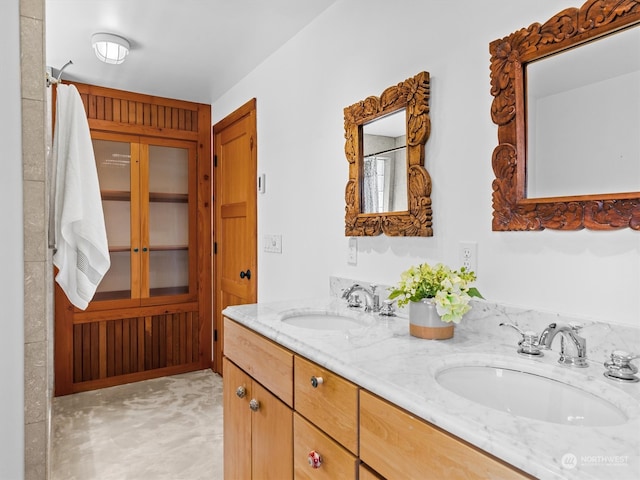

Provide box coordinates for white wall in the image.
[212,0,640,327]
[0,0,25,477]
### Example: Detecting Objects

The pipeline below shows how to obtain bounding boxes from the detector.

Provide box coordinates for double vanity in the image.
[221,283,640,479]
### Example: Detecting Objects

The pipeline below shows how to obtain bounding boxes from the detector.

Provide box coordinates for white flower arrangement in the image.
[388,262,483,323]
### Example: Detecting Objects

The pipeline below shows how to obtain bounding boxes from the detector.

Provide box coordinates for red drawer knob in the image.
[308,450,322,469]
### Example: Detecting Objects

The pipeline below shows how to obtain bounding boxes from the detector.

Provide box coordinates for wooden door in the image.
[213,99,258,372]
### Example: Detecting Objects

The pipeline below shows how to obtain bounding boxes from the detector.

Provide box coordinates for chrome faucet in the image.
[539,322,588,368]
[341,283,380,312]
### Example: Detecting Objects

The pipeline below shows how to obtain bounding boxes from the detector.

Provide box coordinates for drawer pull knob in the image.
[308,450,322,469]
[236,386,246,398]
[249,398,260,412]
[310,376,324,388]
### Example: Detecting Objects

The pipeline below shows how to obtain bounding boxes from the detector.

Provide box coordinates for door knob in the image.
[249,398,260,412]
[240,269,251,280]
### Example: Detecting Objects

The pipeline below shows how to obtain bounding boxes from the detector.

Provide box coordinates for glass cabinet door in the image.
[89,134,196,308]
[144,143,194,298]
[92,138,134,302]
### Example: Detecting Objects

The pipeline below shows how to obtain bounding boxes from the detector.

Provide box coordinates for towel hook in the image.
[46,60,73,87]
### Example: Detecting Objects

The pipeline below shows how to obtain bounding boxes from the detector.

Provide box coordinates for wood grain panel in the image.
[293,413,357,480]
[360,390,533,480]
[224,318,293,407]
[74,82,201,135]
[71,310,200,387]
[294,356,358,454]
[359,464,384,480]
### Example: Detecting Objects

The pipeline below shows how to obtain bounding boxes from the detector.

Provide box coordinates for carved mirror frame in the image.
[344,71,432,236]
[489,0,640,231]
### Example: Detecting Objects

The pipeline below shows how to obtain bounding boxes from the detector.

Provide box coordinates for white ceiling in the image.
[46,0,338,104]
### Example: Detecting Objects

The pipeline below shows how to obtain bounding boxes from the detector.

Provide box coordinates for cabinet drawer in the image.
[293,413,357,480]
[224,318,294,406]
[359,464,384,480]
[294,356,358,454]
[360,390,532,480]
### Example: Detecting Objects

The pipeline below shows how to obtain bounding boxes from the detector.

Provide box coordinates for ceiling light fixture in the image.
[91,33,130,65]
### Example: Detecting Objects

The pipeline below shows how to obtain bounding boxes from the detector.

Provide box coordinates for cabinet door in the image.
[252,381,293,479]
[223,358,252,480]
[89,133,197,308]
[224,358,293,480]
[141,139,197,305]
[92,133,139,305]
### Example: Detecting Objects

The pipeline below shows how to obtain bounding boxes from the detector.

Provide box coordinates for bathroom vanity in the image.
[221,293,640,479]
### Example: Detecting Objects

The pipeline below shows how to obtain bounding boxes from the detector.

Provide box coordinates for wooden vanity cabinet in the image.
[223,358,293,480]
[223,318,532,480]
[223,319,294,479]
[359,390,532,480]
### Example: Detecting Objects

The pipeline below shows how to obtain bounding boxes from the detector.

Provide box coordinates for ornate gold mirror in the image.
[489,0,640,230]
[344,71,432,236]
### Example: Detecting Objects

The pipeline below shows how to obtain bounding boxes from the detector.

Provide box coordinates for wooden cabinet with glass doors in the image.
[92,133,197,306]
[54,83,211,395]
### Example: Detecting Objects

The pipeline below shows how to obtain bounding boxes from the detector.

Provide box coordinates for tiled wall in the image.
[20,0,52,478]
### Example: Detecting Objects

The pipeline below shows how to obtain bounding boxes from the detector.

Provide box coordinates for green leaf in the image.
[467,287,483,299]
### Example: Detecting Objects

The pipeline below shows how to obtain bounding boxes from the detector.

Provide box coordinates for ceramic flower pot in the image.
[409,298,454,340]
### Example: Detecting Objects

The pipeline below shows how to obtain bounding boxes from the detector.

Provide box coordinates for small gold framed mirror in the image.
[344,71,432,236]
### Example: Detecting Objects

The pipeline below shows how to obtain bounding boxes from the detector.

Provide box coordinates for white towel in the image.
[52,84,110,310]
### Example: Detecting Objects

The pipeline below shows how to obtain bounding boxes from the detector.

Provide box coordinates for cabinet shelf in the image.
[93,286,189,302]
[149,192,188,203]
[107,245,188,253]
[101,190,188,203]
[101,190,130,201]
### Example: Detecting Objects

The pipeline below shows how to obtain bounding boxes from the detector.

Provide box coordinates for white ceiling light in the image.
[91,33,130,65]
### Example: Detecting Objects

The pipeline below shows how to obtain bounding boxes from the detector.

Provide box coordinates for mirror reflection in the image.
[362,109,407,213]
[526,25,640,198]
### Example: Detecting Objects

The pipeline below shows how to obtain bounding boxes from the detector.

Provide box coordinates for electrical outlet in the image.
[459,241,477,274]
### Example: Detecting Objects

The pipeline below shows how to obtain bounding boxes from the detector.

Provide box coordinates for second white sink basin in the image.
[436,365,628,427]
[281,312,369,331]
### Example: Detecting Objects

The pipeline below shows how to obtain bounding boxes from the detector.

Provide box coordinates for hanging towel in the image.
[52,84,110,310]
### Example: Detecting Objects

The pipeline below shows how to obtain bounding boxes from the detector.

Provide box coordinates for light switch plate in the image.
[264,234,282,253]
[347,237,357,265]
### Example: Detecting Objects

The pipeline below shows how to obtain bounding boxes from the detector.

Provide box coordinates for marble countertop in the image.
[222,297,640,480]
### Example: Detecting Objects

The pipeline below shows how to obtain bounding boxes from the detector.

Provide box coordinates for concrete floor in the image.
[51,370,223,480]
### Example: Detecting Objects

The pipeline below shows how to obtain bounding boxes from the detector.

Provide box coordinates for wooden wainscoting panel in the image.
[67,309,200,394]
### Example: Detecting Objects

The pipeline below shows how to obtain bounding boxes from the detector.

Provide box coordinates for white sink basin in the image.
[281,312,369,331]
[436,365,628,426]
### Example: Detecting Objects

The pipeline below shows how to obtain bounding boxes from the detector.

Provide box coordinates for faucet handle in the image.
[499,322,543,357]
[347,293,362,308]
[568,321,583,333]
[379,299,396,317]
[604,350,639,383]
